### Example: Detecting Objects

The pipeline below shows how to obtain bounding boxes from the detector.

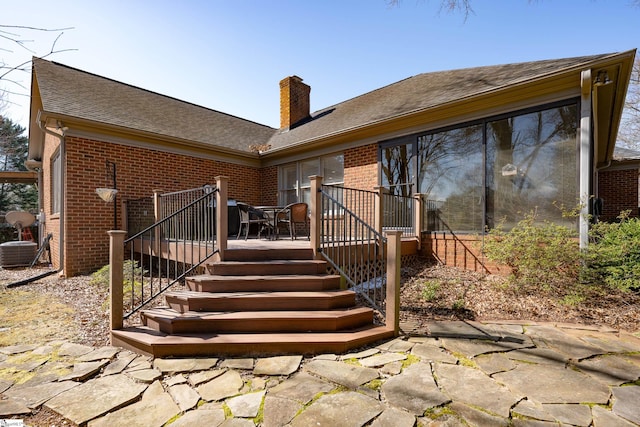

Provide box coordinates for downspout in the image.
[37,112,66,275]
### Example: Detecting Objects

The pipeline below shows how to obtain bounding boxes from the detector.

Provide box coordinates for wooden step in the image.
[141,307,374,334]
[165,290,356,313]
[206,260,328,276]
[186,274,342,293]
[222,248,314,261]
[111,325,395,358]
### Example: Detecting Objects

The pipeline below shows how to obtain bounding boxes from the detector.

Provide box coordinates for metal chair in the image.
[276,202,309,240]
[237,202,271,240]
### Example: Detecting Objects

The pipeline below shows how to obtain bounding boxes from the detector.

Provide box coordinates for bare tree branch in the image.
[0,26,76,81]
[386,0,474,19]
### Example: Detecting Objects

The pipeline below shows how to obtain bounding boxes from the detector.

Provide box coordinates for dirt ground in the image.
[399,259,640,335]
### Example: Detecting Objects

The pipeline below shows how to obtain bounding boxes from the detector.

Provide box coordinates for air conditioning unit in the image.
[0,241,37,267]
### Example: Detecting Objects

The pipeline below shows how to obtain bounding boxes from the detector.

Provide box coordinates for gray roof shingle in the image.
[33,58,277,153]
[268,53,618,150]
[34,53,622,155]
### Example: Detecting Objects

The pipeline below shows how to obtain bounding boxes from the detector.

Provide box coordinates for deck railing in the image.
[382,187,415,236]
[320,184,387,315]
[310,177,402,332]
[109,177,230,327]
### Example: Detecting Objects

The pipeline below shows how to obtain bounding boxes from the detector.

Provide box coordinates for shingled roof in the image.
[33,52,630,156]
[268,53,619,150]
[33,58,276,153]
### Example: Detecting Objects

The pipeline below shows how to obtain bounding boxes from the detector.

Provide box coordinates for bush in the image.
[482,210,580,288]
[584,212,640,292]
[90,260,147,302]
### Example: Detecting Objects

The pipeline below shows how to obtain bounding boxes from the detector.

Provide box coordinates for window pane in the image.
[486,104,578,229]
[418,125,484,232]
[323,154,344,184]
[381,143,413,197]
[282,164,297,189]
[300,160,318,187]
[52,151,61,214]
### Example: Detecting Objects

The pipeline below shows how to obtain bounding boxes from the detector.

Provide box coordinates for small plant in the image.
[452,299,466,311]
[90,260,147,304]
[560,291,586,307]
[421,280,441,302]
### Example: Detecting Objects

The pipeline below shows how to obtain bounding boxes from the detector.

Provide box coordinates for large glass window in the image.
[380,100,579,233]
[486,105,578,229]
[418,125,484,232]
[381,142,414,197]
[278,154,344,205]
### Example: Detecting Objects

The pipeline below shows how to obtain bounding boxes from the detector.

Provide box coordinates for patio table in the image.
[255,206,286,240]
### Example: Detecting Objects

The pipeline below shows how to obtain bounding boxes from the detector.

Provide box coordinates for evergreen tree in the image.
[0,116,37,212]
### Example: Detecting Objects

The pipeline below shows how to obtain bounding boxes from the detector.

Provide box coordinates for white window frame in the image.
[51,149,61,214]
[278,153,344,205]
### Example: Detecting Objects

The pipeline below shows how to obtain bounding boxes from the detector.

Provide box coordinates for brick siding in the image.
[344,144,378,191]
[50,136,262,276]
[597,167,640,221]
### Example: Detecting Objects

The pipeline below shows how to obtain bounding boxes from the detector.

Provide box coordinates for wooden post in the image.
[385,230,402,336]
[216,176,228,260]
[108,230,127,334]
[310,175,323,259]
[153,189,162,255]
[413,193,423,250]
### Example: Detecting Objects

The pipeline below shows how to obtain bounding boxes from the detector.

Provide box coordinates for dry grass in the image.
[0,289,77,346]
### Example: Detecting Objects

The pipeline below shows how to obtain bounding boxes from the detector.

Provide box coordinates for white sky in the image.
[1,0,639,132]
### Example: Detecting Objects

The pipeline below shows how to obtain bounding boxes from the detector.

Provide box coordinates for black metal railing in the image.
[382,190,414,235]
[160,185,216,238]
[320,185,387,317]
[123,188,218,319]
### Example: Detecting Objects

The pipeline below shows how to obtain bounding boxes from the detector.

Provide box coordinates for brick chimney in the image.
[279,76,310,129]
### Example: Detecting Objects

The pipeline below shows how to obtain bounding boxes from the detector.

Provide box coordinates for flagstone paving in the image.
[0,320,639,426]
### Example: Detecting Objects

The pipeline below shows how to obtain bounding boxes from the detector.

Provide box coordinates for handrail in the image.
[319,184,388,317]
[160,185,215,221]
[122,188,218,319]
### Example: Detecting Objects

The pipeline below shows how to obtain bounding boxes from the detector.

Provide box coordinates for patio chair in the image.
[276,202,309,240]
[237,202,271,240]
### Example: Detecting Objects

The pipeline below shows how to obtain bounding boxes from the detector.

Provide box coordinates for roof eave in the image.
[37,110,262,164]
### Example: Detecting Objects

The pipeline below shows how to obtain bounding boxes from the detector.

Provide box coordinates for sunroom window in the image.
[380,100,579,233]
[278,154,344,205]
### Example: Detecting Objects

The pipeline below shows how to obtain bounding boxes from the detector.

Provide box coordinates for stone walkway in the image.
[1,320,640,426]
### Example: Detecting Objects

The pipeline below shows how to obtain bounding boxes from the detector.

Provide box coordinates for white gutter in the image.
[579,70,593,250]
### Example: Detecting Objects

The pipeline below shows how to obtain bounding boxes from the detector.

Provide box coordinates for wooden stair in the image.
[111,248,393,357]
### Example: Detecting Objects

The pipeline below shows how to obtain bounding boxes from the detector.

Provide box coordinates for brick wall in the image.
[58,136,261,276]
[259,165,278,206]
[344,144,378,191]
[422,232,509,275]
[597,167,640,221]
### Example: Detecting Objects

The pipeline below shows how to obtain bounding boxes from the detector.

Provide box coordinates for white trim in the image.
[579,69,593,249]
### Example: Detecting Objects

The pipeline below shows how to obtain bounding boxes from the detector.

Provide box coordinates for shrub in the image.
[89,260,147,303]
[584,212,640,292]
[421,280,441,302]
[482,210,580,288]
